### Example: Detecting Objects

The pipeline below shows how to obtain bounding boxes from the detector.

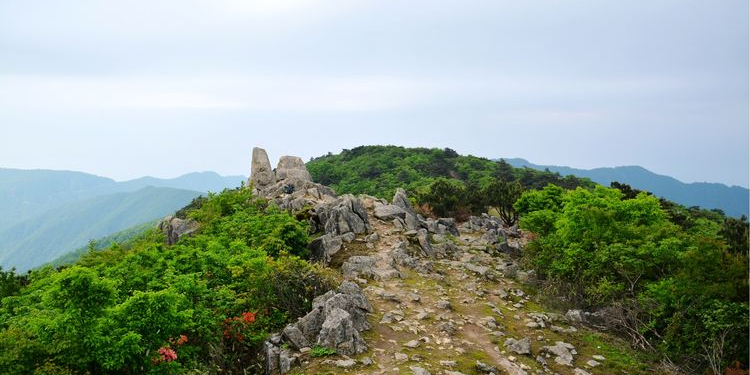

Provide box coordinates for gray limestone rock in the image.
[316,195,370,236]
[504,337,532,355]
[278,350,295,374]
[249,147,276,189]
[374,204,407,221]
[405,213,420,231]
[417,229,436,258]
[341,256,378,280]
[158,216,199,245]
[316,307,367,356]
[308,234,343,265]
[275,156,312,182]
[541,341,576,366]
[393,188,417,217]
[282,324,309,350]
[409,366,432,375]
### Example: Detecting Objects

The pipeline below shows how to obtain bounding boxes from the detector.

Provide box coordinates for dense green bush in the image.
[0,188,334,374]
[515,184,749,372]
[306,145,594,207]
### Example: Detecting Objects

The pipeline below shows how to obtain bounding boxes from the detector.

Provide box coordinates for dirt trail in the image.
[296,205,617,375]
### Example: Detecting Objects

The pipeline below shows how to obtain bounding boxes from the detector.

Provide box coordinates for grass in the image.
[310,345,337,358]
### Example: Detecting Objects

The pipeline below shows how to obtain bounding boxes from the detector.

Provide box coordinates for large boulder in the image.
[392,188,417,217]
[374,204,406,221]
[316,307,367,356]
[276,156,312,182]
[158,216,199,245]
[315,195,370,236]
[268,282,372,373]
[249,147,276,190]
[308,234,343,265]
[417,229,436,258]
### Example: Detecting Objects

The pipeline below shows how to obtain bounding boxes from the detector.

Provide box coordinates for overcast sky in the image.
[0,0,747,187]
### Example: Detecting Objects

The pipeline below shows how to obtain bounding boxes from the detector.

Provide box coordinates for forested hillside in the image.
[503,159,749,217]
[0,187,201,271]
[0,187,331,374]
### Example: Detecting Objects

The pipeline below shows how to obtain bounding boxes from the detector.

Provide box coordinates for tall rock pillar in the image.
[249,147,276,190]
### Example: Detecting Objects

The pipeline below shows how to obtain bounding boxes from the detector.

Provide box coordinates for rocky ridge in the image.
[247,148,625,375]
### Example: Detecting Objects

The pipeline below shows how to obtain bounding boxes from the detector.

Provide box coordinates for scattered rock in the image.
[279,350,295,374]
[404,340,421,349]
[436,299,452,310]
[394,352,409,362]
[393,188,417,217]
[334,359,357,368]
[410,366,431,375]
[586,359,601,367]
[341,256,378,279]
[308,234,343,265]
[541,341,576,367]
[374,204,407,221]
[476,360,499,374]
[592,355,606,361]
[574,368,592,375]
[440,360,458,367]
[417,229,436,257]
[361,357,374,366]
[504,337,532,355]
[315,195,370,236]
[316,307,367,356]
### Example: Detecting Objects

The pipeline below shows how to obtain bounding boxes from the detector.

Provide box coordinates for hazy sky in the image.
[1,0,748,187]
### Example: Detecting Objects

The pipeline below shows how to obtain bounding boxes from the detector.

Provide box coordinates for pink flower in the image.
[158,346,178,362]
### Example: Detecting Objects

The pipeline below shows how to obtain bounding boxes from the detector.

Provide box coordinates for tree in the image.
[484,180,523,226]
[419,178,466,217]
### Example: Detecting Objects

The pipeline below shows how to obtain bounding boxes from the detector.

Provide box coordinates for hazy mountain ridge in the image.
[0,187,201,271]
[502,158,749,217]
[0,168,245,232]
[0,169,246,271]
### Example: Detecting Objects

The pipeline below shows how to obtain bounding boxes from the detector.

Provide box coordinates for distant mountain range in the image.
[0,169,246,271]
[502,159,749,218]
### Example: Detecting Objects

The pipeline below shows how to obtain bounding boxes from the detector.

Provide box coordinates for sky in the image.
[0,0,747,187]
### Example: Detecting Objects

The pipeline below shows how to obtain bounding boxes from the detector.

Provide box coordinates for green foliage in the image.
[0,187,334,374]
[517,184,749,372]
[418,178,467,218]
[309,345,337,357]
[0,187,201,272]
[306,146,594,210]
[483,180,523,226]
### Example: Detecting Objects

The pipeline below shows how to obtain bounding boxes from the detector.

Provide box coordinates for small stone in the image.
[361,357,374,366]
[440,360,458,367]
[508,355,517,362]
[574,368,592,375]
[409,292,421,302]
[394,353,409,362]
[592,355,606,361]
[415,311,430,320]
[476,360,499,374]
[586,360,601,367]
[335,359,357,368]
[409,366,432,375]
[437,299,452,310]
[404,340,421,349]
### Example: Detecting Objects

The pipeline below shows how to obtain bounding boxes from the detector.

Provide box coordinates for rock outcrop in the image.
[315,195,371,236]
[276,156,312,182]
[250,147,276,190]
[265,281,372,374]
[158,216,199,245]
